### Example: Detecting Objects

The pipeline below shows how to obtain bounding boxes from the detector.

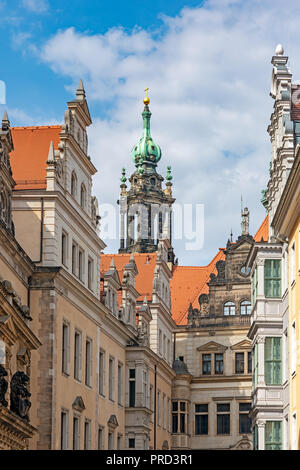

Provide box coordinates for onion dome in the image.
[131,94,161,170]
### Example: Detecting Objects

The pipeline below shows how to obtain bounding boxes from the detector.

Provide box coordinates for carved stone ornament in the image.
[216,260,226,279]
[0,364,8,407]
[257,336,265,344]
[10,371,31,421]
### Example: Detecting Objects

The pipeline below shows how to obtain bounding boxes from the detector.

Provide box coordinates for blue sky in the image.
[1,0,300,265]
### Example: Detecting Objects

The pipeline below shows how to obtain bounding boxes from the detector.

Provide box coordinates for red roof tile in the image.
[254,214,269,242]
[10,126,62,190]
[291,85,300,121]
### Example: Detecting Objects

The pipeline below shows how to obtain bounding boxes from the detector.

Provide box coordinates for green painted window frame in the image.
[264,337,282,385]
[253,344,258,390]
[264,259,281,298]
[265,421,282,450]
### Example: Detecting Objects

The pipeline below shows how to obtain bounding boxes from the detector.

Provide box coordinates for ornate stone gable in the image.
[197,341,228,352]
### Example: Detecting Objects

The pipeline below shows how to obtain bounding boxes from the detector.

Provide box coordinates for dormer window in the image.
[71,171,77,197]
[224,301,235,316]
[80,183,86,208]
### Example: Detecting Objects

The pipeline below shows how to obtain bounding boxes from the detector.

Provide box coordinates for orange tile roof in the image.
[10,126,62,190]
[254,214,269,242]
[100,253,157,303]
[170,249,225,326]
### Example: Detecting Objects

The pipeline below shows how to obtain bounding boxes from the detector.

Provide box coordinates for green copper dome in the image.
[131,103,161,169]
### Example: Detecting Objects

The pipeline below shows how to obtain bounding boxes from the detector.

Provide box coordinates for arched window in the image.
[224,301,235,316]
[71,171,77,197]
[80,183,86,208]
[240,300,251,315]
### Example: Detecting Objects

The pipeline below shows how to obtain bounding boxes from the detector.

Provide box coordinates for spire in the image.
[76,79,86,100]
[47,141,55,162]
[110,257,115,269]
[2,111,10,130]
[131,92,161,171]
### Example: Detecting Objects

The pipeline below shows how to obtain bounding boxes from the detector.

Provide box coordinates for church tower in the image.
[119,92,175,261]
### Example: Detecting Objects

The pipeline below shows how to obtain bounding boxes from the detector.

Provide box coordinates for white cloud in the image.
[39,0,300,265]
[22,0,48,13]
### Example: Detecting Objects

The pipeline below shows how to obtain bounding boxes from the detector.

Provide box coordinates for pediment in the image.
[231,339,252,351]
[107,414,118,429]
[104,268,121,286]
[0,314,17,344]
[72,396,86,412]
[197,341,228,352]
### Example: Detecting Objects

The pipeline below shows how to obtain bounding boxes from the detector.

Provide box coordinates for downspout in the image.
[154,364,157,450]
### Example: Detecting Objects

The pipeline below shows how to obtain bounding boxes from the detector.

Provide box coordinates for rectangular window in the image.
[88,258,93,290]
[62,322,70,375]
[265,421,282,450]
[217,403,230,435]
[195,404,208,435]
[129,438,135,449]
[253,344,258,389]
[239,403,251,434]
[73,415,80,450]
[235,352,244,374]
[85,338,92,387]
[98,427,104,450]
[159,330,162,355]
[202,354,211,375]
[247,351,252,374]
[157,391,161,426]
[117,434,122,450]
[129,368,135,407]
[163,394,166,428]
[78,248,84,281]
[215,353,224,375]
[84,420,91,450]
[108,431,114,450]
[62,231,68,267]
[167,398,170,432]
[109,356,115,401]
[291,242,296,285]
[265,337,281,385]
[253,425,258,450]
[292,322,296,374]
[74,330,82,381]
[72,243,77,275]
[264,259,281,298]
[61,410,69,450]
[172,401,178,433]
[118,362,123,405]
[99,349,105,396]
[143,370,148,408]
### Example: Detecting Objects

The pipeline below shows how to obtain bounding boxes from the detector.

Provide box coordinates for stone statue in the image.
[241,207,249,235]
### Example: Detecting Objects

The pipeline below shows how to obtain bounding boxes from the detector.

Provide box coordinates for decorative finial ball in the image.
[143,96,150,105]
[275,44,284,56]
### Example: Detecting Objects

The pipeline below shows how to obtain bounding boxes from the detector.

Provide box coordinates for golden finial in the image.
[143,87,150,105]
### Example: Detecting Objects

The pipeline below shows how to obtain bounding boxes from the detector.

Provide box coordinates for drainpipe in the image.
[154,364,157,450]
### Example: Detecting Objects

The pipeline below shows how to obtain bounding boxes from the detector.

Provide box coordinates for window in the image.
[265,421,282,450]
[98,427,104,450]
[239,403,251,434]
[73,415,80,450]
[167,398,170,432]
[252,266,258,305]
[265,337,281,385]
[240,300,251,315]
[85,338,92,387]
[61,231,68,266]
[99,349,105,396]
[157,391,161,426]
[108,431,114,450]
[88,258,93,290]
[195,404,208,435]
[264,259,281,298]
[215,353,224,375]
[129,369,135,407]
[159,330,162,355]
[202,354,211,375]
[172,401,187,434]
[163,395,166,428]
[253,425,258,450]
[118,362,123,405]
[224,301,235,316]
[150,385,153,415]
[61,410,69,450]
[217,403,230,435]
[292,322,296,374]
[80,183,86,208]
[117,434,122,450]
[109,356,115,401]
[129,438,135,449]
[248,351,252,374]
[78,249,84,281]
[84,420,91,450]
[62,322,70,375]
[235,352,244,374]
[72,243,77,275]
[71,171,77,197]
[74,330,82,381]
[143,371,148,408]
[253,345,258,389]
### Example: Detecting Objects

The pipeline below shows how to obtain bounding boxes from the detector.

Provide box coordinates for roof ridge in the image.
[11,125,62,130]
